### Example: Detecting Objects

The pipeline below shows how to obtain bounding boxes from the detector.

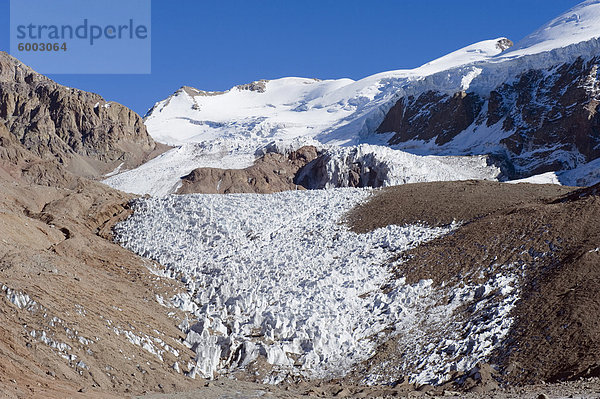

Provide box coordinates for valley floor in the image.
[136,376,600,399]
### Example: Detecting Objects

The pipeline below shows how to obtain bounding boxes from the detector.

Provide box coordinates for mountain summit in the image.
[502,0,600,57]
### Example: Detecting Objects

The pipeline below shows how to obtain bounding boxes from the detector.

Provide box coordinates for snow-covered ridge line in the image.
[142,0,600,148]
[469,37,600,96]
[144,33,600,149]
[500,0,600,58]
[143,38,510,148]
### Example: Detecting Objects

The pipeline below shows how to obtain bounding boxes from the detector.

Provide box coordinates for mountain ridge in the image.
[0,51,164,180]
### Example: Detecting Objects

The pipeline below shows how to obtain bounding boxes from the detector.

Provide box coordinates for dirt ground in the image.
[0,125,207,398]
[346,180,575,232]
[346,181,600,391]
[137,376,600,398]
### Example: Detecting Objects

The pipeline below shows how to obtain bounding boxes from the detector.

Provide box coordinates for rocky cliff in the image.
[177,146,319,194]
[377,56,600,178]
[0,51,161,179]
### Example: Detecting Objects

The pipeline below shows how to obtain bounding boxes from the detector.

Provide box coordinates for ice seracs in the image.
[105,0,600,387]
[115,188,519,384]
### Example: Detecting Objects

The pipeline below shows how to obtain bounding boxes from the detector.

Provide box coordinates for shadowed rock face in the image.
[377,56,600,178]
[494,58,600,174]
[380,91,484,146]
[0,52,158,178]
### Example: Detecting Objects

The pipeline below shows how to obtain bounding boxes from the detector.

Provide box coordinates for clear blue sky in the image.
[0,0,583,116]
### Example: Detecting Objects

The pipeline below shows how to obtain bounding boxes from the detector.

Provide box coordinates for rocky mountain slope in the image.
[0,128,199,398]
[0,52,164,179]
[346,181,600,386]
[378,50,600,179]
[0,60,206,397]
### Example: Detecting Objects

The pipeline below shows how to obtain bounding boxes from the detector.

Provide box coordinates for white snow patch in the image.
[507,172,561,185]
[104,140,256,196]
[29,329,72,353]
[110,324,180,362]
[2,285,36,310]
[104,162,125,178]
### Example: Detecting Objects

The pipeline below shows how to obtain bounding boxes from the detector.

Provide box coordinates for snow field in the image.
[104,139,257,196]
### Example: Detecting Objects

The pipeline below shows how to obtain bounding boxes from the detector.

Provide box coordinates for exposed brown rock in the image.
[0,120,78,188]
[496,38,514,52]
[377,56,600,178]
[177,146,319,194]
[346,180,575,233]
[236,79,269,93]
[495,58,600,175]
[0,51,162,179]
[379,91,484,146]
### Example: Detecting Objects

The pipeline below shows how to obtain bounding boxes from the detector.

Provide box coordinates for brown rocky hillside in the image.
[0,117,201,398]
[0,52,165,179]
[347,180,600,388]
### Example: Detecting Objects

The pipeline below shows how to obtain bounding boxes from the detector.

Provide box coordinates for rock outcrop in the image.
[377,56,600,178]
[0,51,161,178]
[177,146,319,194]
[380,91,484,146]
[0,120,77,188]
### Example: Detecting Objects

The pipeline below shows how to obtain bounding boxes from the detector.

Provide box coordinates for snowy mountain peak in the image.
[502,0,600,57]
[414,38,511,75]
[115,1,600,196]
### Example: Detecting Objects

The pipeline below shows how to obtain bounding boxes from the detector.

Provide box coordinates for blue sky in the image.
[0,0,583,116]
